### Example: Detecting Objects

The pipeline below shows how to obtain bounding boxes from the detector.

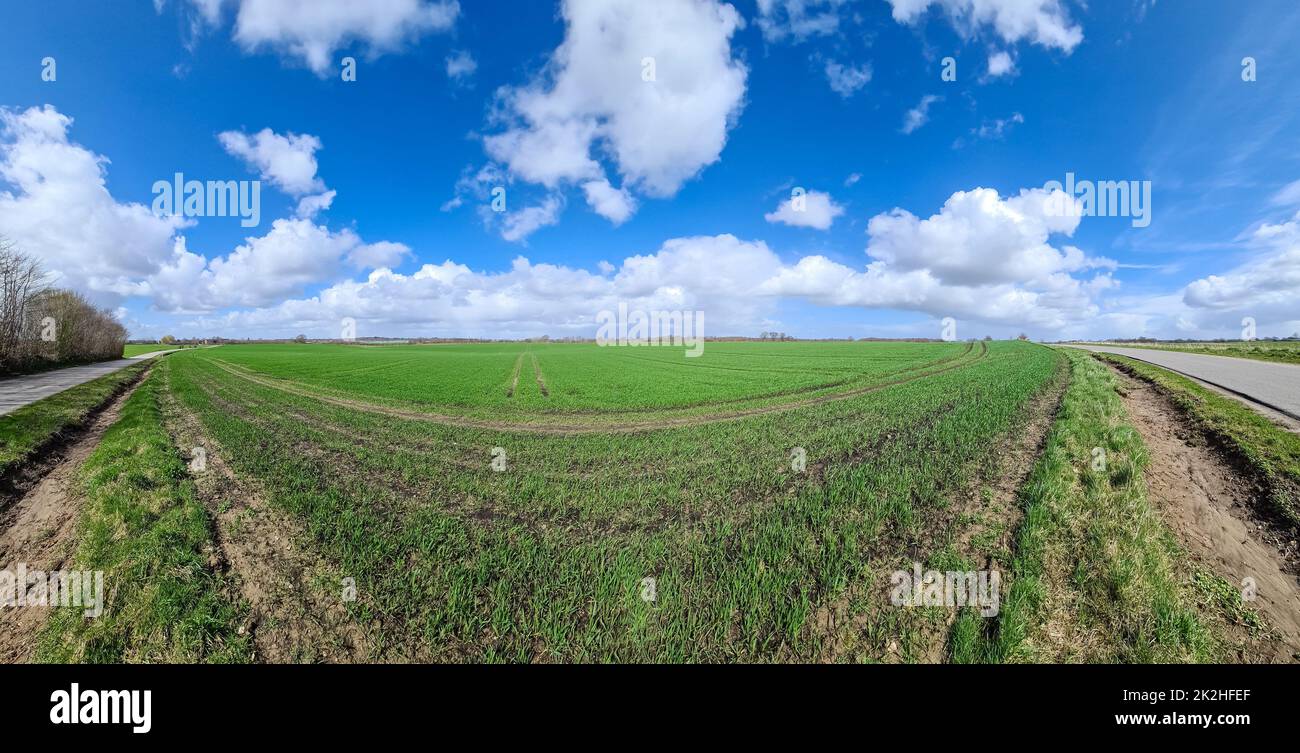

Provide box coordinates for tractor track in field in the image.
[198,341,989,435]
[531,353,550,397]
[193,367,981,500]
[183,360,1011,544]
[814,355,1070,663]
[506,353,524,398]
[159,380,373,663]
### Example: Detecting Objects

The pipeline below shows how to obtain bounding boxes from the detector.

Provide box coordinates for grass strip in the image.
[957,348,1221,663]
[36,372,250,663]
[0,362,148,477]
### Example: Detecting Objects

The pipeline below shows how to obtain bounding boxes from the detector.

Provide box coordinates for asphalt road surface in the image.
[1064,344,1300,421]
[0,350,177,417]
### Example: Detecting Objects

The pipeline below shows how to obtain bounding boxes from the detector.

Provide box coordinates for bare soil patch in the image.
[1111,368,1300,662]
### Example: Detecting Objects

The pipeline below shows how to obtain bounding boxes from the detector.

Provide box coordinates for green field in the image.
[14,339,1275,663]
[202,340,967,415]
[148,339,1065,661]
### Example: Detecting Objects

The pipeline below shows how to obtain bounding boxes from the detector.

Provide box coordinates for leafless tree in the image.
[0,237,49,371]
[0,238,127,375]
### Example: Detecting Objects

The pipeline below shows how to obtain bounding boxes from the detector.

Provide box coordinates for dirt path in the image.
[0,380,142,663]
[203,341,988,435]
[161,386,371,663]
[1112,368,1300,662]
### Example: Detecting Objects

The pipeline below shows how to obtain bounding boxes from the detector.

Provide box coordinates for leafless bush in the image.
[0,238,126,375]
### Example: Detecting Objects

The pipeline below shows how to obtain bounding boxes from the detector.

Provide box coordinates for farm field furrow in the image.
[161,340,1063,661]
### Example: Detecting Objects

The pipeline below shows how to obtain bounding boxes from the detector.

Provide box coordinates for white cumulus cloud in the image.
[986,49,1016,77]
[1182,213,1300,329]
[0,105,412,320]
[168,186,1128,339]
[445,49,477,82]
[219,127,336,218]
[183,234,784,339]
[582,179,637,225]
[147,218,411,312]
[886,0,1083,53]
[482,0,747,225]
[219,128,326,196]
[0,106,184,302]
[497,195,565,243]
[760,186,1117,330]
[765,190,845,230]
[295,189,336,218]
[214,0,460,75]
[863,187,1103,287]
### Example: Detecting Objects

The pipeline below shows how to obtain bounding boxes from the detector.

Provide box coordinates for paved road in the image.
[1063,345,1300,421]
[0,350,177,417]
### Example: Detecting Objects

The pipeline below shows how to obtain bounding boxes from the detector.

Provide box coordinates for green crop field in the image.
[146,339,1066,661]
[12,339,1278,665]
[201,340,967,415]
[13,2,1300,717]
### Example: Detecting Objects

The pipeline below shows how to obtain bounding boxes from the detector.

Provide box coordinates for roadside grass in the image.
[956,348,1225,663]
[0,362,147,477]
[36,372,251,663]
[1095,353,1300,530]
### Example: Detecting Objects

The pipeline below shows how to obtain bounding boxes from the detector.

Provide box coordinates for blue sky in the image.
[1,0,1298,341]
